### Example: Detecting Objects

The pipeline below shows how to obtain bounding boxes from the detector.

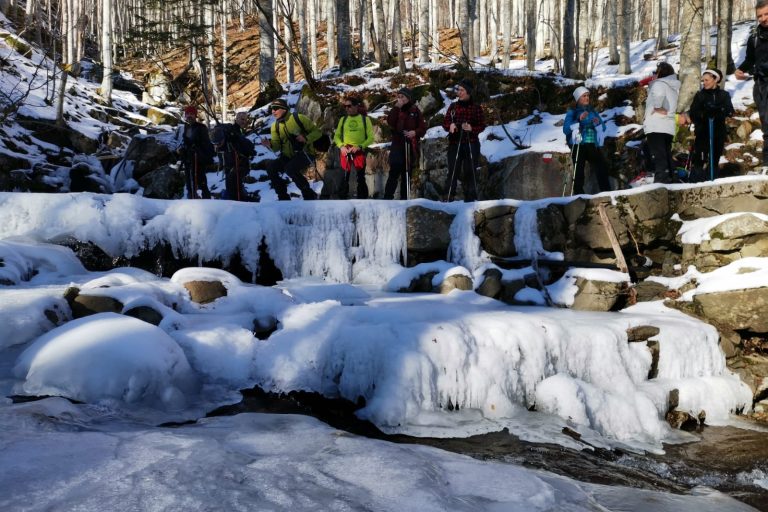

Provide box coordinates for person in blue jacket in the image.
[563,86,611,195]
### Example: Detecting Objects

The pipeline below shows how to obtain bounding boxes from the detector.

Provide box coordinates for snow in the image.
[1,13,767,511]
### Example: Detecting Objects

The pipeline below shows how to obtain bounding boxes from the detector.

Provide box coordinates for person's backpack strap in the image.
[292,112,308,135]
[339,114,367,142]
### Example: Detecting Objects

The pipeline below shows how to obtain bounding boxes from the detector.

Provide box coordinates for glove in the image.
[570,124,582,145]
[340,146,349,157]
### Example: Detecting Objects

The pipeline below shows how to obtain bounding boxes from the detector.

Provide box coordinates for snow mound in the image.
[13,313,197,408]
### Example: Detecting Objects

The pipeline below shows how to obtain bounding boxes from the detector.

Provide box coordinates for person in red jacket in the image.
[385,87,426,199]
[442,79,486,201]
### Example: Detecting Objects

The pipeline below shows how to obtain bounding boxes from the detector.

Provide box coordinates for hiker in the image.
[177,105,215,199]
[736,0,768,169]
[264,99,320,201]
[384,87,426,200]
[212,111,256,201]
[442,79,485,202]
[333,96,374,199]
[643,62,680,184]
[685,69,734,182]
[563,86,611,195]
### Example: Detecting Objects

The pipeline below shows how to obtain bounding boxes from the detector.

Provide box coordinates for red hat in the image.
[183,105,198,116]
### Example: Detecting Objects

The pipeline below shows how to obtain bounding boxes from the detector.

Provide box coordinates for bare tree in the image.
[418,0,429,62]
[678,0,704,111]
[618,0,632,74]
[562,0,576,77]
[100,0,113,103]
[258,0,275,89]
[716,0,734,73]
[525,0,536,70]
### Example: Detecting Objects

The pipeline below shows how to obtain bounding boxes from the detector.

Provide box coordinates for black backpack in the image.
[292,112,332,153]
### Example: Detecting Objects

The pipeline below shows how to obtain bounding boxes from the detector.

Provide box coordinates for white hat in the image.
[573,86,590,101]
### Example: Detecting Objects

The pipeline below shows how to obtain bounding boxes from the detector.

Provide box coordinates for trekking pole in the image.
[570,143,581,196]
[466,128,478,201]
[404,135,411,200]
[708,117,715,181]
[193,152,199,199]
[446,128,464,201]
[234,146,242,201]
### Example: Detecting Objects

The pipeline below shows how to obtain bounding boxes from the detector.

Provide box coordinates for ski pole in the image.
[447,128,463,201]
[570,143,581,196]
[467,129,478,201]
[708,117,715,181]
[404,135,411,200]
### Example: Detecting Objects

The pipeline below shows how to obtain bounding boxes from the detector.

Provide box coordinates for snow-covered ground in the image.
[0,191,766,509]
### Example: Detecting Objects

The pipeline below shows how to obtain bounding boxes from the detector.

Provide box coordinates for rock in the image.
[438,274,473,294]
[665,409,704,431]
[124,305,164,326]
[485,151,572,200]
[70,293,124,318]
[184,280,228,304]
[398,271,439,293]
[498,279,528,305]
[146,106,178,126]
[476,268,503,298]
[137,164,186,200]
[633,280,668,302]
[537,204,568,252]
[253,316,278,340]
[406,206,454,265]
[570,277,627,311]
[736,120,753,140]
[647,339,660,379]
[626,325,660,342]
[693,287,768,333]
[119,134,178,180]
[622,187,670,222]
[672,180,768,220]
[719,330,741,359]
[475,205,516,257]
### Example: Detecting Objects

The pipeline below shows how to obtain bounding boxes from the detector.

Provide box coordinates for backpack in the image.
[292,112,332,153]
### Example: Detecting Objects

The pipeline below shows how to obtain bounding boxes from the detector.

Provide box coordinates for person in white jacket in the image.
[643,62,680,184]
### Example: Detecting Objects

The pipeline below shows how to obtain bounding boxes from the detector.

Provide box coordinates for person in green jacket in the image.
[264,98,319,200]
[333,96,374,199]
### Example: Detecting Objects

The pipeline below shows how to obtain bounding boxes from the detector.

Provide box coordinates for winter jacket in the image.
[178,121,215,166]
[215,124,256,173]
[387,102,426,151]
[333,114,375,149]
[270,113,322,159]
[689,87,734,142]
[442,99,486,145]
[738,25,768,81]
[643,75,680,136]
[563,105,606,147]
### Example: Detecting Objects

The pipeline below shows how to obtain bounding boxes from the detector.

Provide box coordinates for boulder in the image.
[633,280,668,302]
[570,277,627,311]
[119,134,178,180]
[65,287,124,318]
[485,151,571,200]
[537,204,568,252]
[672,180,768,220]
[124,305,164,326]
[474,205,516,257]
[626,325,660,342]
[693,287,768,333]
[137,164,186,199]
[184,280,228,304]
[476,268,503,299]
[438,274,473,294]
[406,206,454,265]
[146,106,178,126]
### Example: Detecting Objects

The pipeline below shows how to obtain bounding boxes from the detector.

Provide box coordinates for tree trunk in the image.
[618,0,632,74]
[678,0,704,111]
[337,0,352,68]
[562,0,576,77]
[607,0,619,64]
[394,0,407,71]
[525,0,536,70]
[100,0,113,104]
[716,0,734,74]
[658,0,669,50]
[459,0,470,66]
[258,0,275,89]
[418,0,429,62]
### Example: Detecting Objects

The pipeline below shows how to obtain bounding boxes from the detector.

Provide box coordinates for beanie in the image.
[572,86,590,102]
[457,79,474,94]
[398,87,413,101]
[269,98,289,111]
[183,105,198,116]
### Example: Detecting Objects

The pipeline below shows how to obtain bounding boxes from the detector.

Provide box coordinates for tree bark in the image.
[100,0,113,104]
[678,0,704,111]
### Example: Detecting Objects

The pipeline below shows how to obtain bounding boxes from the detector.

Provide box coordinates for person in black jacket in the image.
[177,105,215,199]
[212,112,256,201]
[686,69,734,182]
[736,0,768,168]
[384,88,426,200]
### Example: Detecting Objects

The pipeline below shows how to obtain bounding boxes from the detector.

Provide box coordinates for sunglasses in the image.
[343,104,355,108]
[270,106,286,112]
